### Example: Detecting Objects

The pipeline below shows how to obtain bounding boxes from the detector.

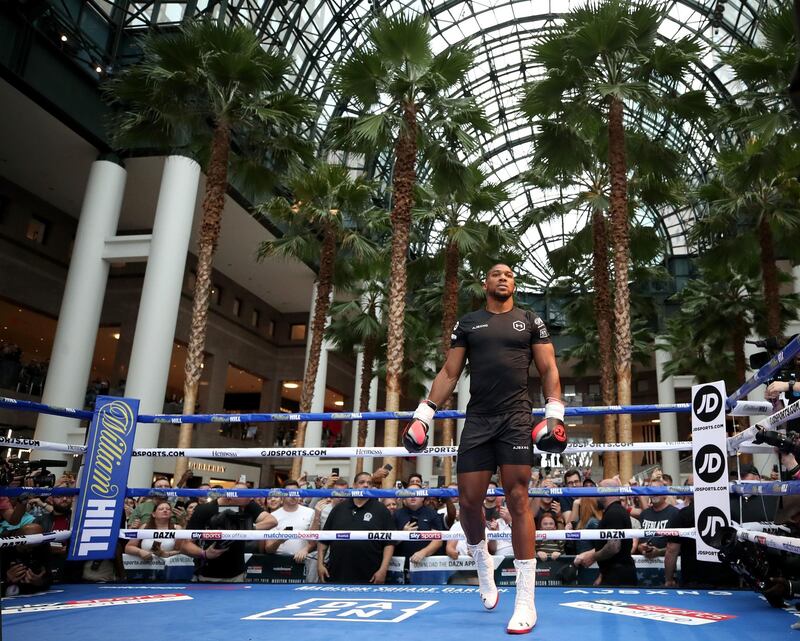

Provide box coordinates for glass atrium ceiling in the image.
[46,0,768,289]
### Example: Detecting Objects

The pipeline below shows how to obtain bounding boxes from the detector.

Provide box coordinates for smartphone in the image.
[332,467,339,476]
[383,463,393,471]
[395,481,403,489]
[773,464,780,473]
[283,526,294,531]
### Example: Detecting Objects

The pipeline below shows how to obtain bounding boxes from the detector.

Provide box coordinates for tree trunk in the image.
[290,223,338,480]
[354,337,377,476]
[440,239,460,484]
[383,101,418,486]
[175,121,230,481]
[591,208,618,478]
[759,216,781,338]
[607,97,633,484]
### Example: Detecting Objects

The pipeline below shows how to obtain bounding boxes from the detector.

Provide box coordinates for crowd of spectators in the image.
[2,458,776,592]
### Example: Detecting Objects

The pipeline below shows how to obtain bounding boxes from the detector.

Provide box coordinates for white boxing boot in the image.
[466,540,499,610]
[506,558,537,634]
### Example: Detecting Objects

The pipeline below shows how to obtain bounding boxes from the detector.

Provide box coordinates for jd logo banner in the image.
[695,444,725,484]
[691,381,730,563]
[697,506,729,547]
[693,385,723,423]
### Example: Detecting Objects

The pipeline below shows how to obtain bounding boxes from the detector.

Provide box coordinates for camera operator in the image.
[1,523,52,596]
[760,497,800,618]
[182,482,277,582]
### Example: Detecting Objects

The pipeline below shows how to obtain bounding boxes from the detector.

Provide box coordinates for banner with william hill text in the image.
[691,381,731,563]
[68,396,139,561]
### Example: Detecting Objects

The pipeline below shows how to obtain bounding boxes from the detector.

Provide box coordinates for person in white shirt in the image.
[261,480,315,563]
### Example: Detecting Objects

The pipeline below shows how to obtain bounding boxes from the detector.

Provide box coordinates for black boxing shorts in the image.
[456,409,534,473]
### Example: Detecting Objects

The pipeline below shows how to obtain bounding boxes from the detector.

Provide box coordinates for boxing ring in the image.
[3,338,800,639]
[5,583,798,640]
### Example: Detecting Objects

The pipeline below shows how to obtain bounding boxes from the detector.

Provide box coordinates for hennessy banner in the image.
[69,396,139,561]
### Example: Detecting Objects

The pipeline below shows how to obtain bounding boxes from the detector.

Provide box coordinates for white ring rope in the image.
[122,527,695,542]
[735,527,800,555]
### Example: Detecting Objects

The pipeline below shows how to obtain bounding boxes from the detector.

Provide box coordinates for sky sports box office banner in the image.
[691,381,732,563]
[69,396,139,561]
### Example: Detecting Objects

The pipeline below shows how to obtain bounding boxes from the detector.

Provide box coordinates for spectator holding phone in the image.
[637,479,679,559]
[394,483,445,564]
[125,500,183,579]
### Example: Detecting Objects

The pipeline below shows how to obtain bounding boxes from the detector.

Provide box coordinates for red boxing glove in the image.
[402,400,435,453]
[533,400,568,454]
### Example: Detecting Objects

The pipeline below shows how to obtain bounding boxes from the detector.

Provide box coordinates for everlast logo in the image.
[153,532,176,539]
[600,531,625,539]
[368,532,392,540]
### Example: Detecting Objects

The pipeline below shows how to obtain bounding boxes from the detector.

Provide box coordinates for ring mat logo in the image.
[697,506,728,547]
[693,385,723,422]
[694,444,725,484]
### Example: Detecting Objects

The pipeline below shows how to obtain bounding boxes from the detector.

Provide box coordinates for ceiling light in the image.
[95,65,103,74]
[112,332,120,340]
[60,34,68,42]
[283,382,299,389]
[334,400,344,406]
[651,419,661,424]
[567,423,576,427]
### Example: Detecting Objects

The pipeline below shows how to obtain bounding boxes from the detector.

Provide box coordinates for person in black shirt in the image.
[573,478,637,586]
[318,472,395,583]
[394,483,444,562]
[401,264,565,635]
[637,480,679,559]
[664,489,737,588]
[182,482,276,581]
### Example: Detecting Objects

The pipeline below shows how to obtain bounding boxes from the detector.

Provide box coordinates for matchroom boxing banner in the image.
[691,381,731,563]
[69,396,139,561]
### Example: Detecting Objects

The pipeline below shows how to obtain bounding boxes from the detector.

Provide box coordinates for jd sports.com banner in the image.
[69,396,139,561]
[691,381,731,563]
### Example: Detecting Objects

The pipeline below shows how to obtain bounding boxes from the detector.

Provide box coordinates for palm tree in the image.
[721,0,798,142]
[692,139,800,339]
[331,13,491,483]
[105,20,313,479]
[658,266,760,389]
[258,163,380,479]
[521,0,707,482]
[520,111,685,477]
[327,272,389,476]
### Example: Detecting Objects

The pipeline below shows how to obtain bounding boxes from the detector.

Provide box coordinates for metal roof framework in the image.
[36,0,770,288]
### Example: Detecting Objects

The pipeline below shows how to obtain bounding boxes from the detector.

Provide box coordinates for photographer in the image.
[182,482,277,582]
[1,523,52,596]
[761,496,800,616]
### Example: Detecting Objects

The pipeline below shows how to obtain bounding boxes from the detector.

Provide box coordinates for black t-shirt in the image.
[187,499,264,579]
[451,307,551,415]
[323,498,395,583]
[638,504,679,549]
[667,505,738,588]
[594,501,637,586]
[394,505,444,558]
[729,494,780,523]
